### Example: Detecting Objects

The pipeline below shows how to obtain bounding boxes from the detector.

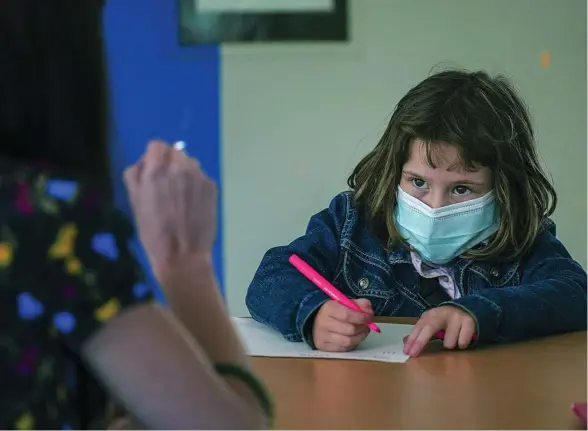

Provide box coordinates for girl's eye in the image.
[411,178,428,189]
[453,185,472,196]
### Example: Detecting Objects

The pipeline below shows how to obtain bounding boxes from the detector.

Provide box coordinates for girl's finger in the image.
[442,318,460,350]
[328,332,367,351]
[409,322,441,357]
[403,322,424,355]
[327,319,365,337]
[458,318,476,349]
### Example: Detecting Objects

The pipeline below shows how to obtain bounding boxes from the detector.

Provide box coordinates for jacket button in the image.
[490,268,499,277]
[358,277,370,289]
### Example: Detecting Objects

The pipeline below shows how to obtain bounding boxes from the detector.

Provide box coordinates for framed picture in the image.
[179,0,348,45]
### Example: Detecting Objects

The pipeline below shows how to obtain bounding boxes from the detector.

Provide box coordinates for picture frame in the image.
[179,0,348,45]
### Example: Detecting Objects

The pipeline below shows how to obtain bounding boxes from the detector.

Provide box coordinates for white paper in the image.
[233,317,411,363]
[196,0,334,14]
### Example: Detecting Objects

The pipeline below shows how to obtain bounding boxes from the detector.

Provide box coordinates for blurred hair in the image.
[0,0,111,194]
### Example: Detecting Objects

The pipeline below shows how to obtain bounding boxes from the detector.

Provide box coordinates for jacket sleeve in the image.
[245,193,349,345]
[447,227,587,343]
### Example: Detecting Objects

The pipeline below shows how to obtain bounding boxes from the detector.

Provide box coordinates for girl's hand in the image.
[403,306,476,357]
[312,299,373,352]
[124,140,217,276]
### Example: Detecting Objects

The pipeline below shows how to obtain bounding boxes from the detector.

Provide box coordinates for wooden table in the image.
[251,318,587,429]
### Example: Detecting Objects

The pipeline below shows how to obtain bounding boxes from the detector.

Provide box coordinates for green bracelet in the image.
[215,363,274,426]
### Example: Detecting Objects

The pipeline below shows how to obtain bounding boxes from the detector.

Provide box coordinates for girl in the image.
[245,69,587,357]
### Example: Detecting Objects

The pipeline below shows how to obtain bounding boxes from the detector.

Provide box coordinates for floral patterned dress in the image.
[0,163,153,429]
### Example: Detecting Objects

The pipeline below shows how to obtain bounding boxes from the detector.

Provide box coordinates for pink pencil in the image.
[288,254,381,334]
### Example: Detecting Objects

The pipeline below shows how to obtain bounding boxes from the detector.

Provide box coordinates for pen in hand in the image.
[288,254,381,334]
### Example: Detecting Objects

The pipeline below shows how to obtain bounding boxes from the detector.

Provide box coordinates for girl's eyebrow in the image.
[402,170,486,187]
[402,170,428,180]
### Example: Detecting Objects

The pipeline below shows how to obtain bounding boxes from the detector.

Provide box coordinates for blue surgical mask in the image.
[394,186,499,265]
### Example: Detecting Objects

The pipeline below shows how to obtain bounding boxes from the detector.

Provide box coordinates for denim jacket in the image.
[246,191,587,347]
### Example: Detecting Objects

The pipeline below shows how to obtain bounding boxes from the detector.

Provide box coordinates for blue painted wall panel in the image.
[103,1,222,299]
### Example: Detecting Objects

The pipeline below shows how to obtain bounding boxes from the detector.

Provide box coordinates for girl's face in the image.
[400,139,493,208]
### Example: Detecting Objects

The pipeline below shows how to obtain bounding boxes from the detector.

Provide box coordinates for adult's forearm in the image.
[156,254,268,421]
[85,304,263,429]
[157,253,249,368]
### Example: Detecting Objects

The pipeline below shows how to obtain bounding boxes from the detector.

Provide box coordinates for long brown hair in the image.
[347,70,557,262]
